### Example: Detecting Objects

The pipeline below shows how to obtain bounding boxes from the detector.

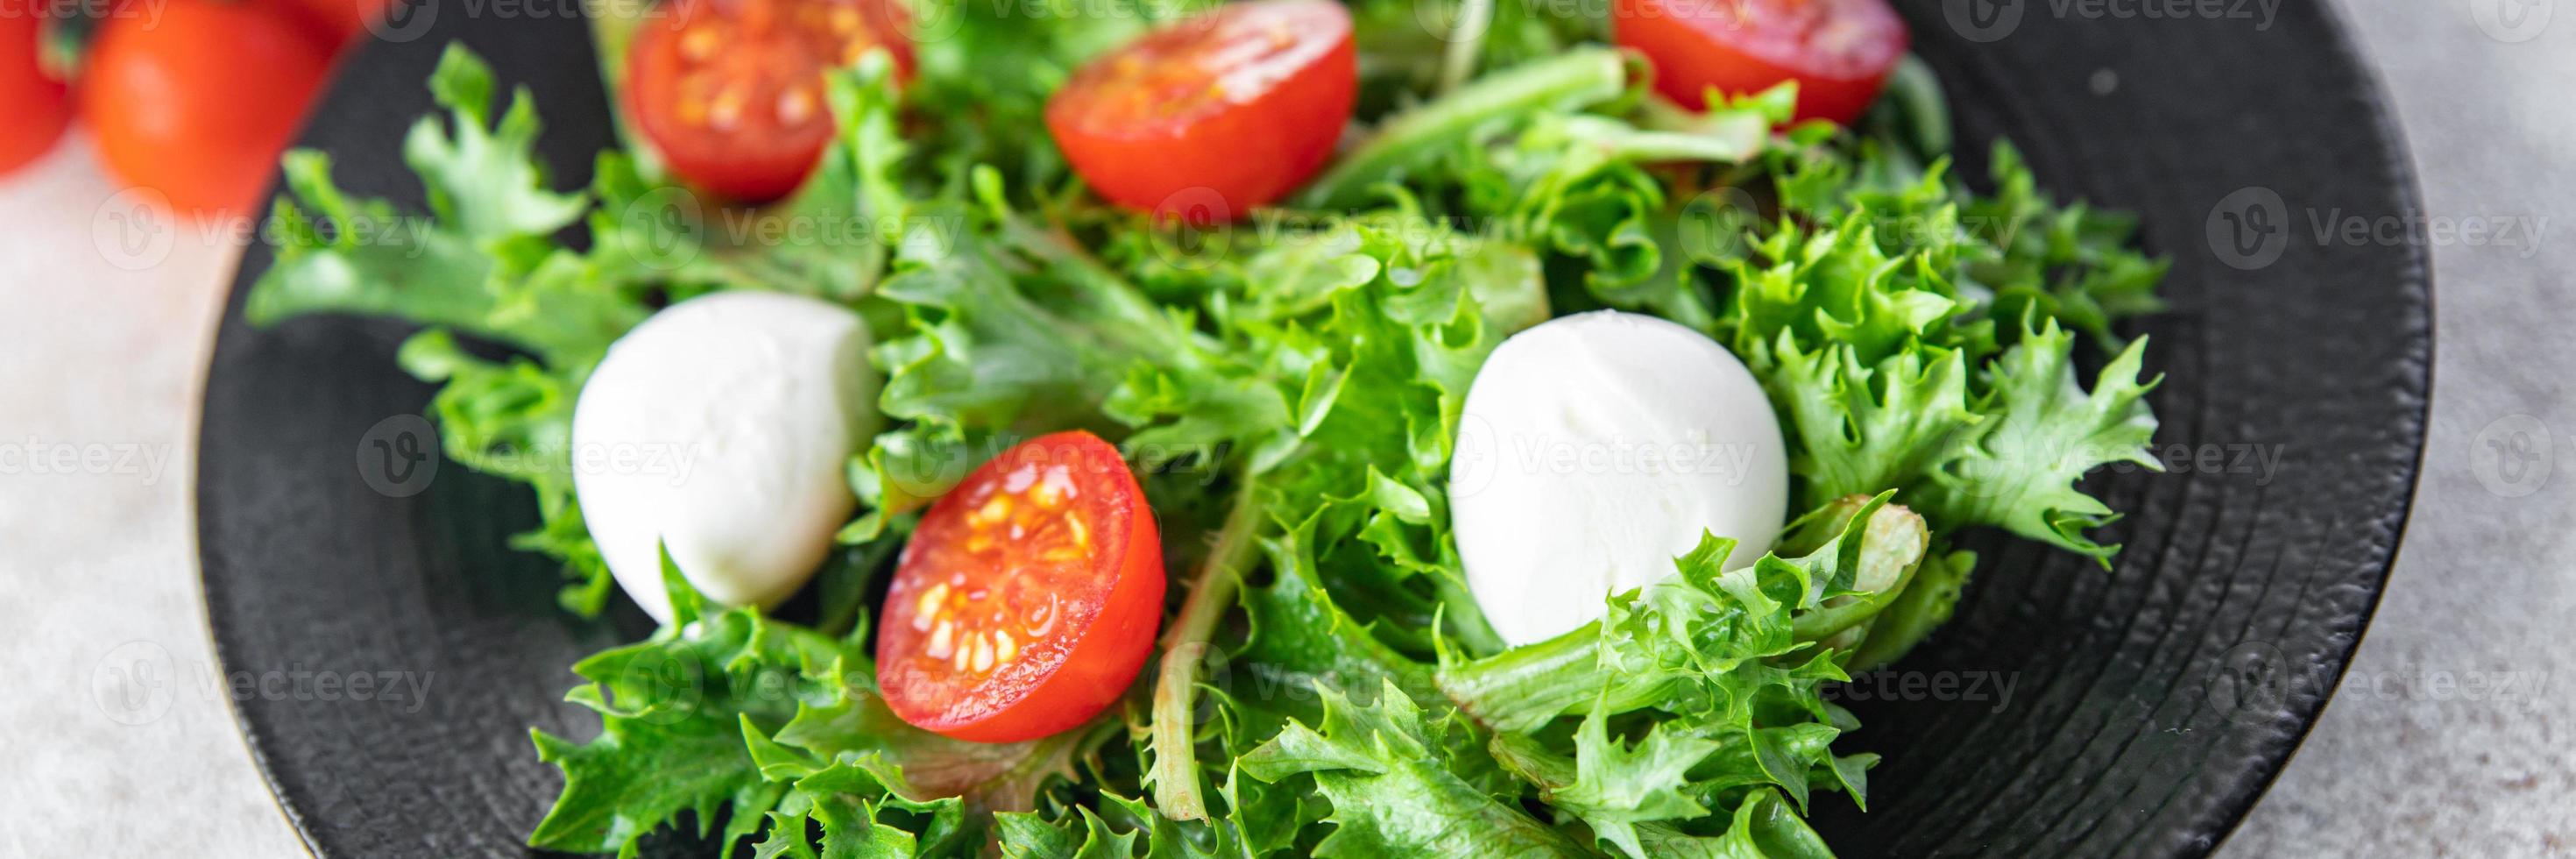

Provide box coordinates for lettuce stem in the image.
[1298,47,1628,210]
[1148,479,1270,820]
[1436,623,1674,734]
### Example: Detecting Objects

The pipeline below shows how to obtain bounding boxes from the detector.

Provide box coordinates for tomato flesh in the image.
[1615,0,1908,124]
[1046,0,1355,217]
[0,11,72,177]
[626,0,912,202]
[878,431,1165,743]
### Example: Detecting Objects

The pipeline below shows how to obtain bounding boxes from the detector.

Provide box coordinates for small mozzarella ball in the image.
[571,291,882,623]
[1449,310,1791,647]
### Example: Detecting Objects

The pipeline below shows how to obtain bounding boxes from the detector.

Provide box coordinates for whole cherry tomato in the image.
[0,9,73,177]
[81,0,336,217]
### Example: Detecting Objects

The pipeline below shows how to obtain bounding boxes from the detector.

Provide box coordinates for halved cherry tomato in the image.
[626,0,912,202]
[878,431,1165,743]
[1614,0,1907,125]
[82,0,337,217]
[1045,0,1355,217]
[0,11,72,177]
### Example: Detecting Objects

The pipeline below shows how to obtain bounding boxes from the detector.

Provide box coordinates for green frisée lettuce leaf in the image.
[530,555,1081,857]
[395,330,617,614]
[1438,494,1921,733]
[248,46,675,614]
[1431,496,1924,857]
[1914,319,2162,559]
[1722,141,2169,558]
[1239,679,1590,857]
[1298,47,1631,210]
[251,46,648,368]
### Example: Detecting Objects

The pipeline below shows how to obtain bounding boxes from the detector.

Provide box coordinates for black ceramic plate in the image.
[198,2,2431,856]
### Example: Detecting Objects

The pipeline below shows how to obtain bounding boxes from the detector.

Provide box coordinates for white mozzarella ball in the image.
[1449,310,1790,647]
[571,291,882,623]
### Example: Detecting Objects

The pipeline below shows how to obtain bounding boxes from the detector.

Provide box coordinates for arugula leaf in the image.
[408,45,589,242]
[1721,149,2168,555]
[735,753,973,858]
[846,186,1216,539]
[1636,790,1837,859]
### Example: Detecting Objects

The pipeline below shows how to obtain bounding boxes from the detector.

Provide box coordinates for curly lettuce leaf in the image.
[1434,499,1928,855]
[527,557,845,855]
[1723,149,2168,556]
[251,46,648,367]
[1766,338,1978,508]
[1437,496,1919,732]
[1239,679,1588,857]
[1916,319,2162,560]
[530,558,1071,856]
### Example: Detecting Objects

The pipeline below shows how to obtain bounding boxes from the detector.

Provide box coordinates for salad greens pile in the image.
[246,1,2166,855]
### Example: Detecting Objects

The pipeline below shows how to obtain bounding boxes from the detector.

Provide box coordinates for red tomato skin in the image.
[1045,0,1356,217]
[82,0,336,217]
[1614,0,1907,125]
[876,431,1166,743]
[0,11,73,176]
[280,0,394,47]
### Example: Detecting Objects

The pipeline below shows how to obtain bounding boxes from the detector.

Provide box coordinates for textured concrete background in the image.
[2219,2,2576,856]
[0,1,2565,855]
